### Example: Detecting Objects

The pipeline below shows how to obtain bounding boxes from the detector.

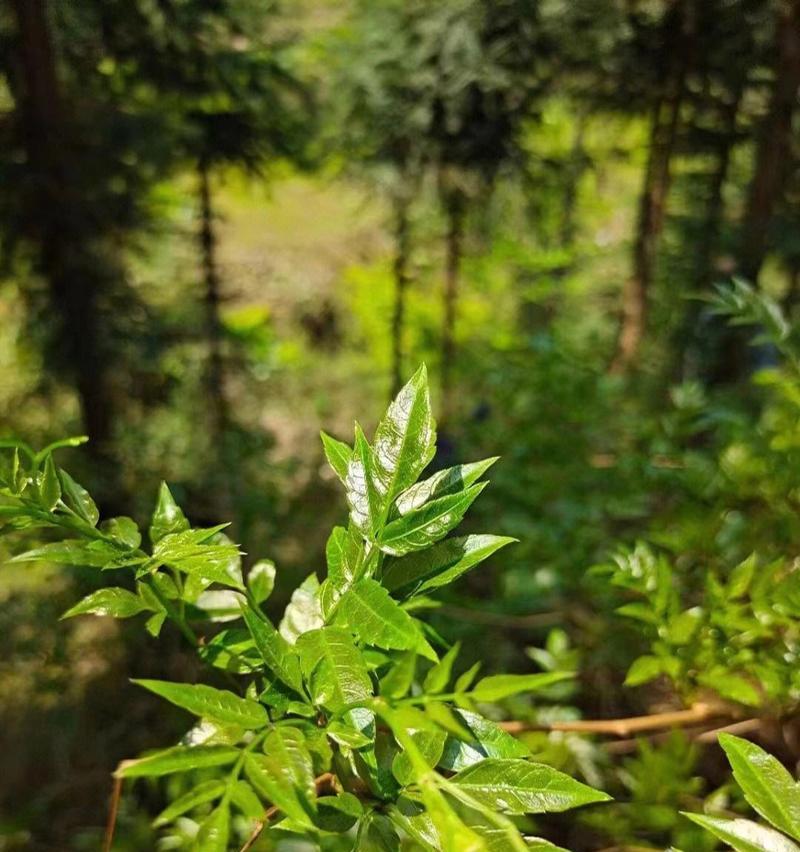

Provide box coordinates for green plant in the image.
[684,733,800,851]
[0,367,610,850]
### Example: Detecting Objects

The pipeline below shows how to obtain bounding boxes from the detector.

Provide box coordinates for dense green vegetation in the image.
[1,0,800,850]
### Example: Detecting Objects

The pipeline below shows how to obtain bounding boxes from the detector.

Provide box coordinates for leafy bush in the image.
[0,367,610,850]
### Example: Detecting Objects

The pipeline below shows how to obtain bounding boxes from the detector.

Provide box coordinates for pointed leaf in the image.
[683,813,800,852]
[451,758,611,814]
[38,454,61,510]
[153,780,227,826]
[394,458,497,516]
[296,626,372,713]
[240,603,304,693]
[132,679,268,729]
[334,578,437,661]
[382,535,514,595]
[346,424,383,539]
[58,469,99,526]
[720,733,800,838]
[424,642,461,694]
[149,482,189,544]
[62,588,150,619]
[247,559,276,605]
[438,710,531,772]
[280,573,324,643]
[116,745,239,778]
[372,364,436,505]
[196,802,230,852]
[469,672,573,702]
[321,431,352,484]
[378,484,487,557]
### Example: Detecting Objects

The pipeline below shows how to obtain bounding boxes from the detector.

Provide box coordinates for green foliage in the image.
[685,734,800,852]
[0,368,609,849]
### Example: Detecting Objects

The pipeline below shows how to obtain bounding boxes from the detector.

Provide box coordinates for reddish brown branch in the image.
[103,774,123,852]
[500,703,723,737]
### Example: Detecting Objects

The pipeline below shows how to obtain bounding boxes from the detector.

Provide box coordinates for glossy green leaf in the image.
[38,454,61,510]
[388,798,441,851]
[229,781,264,820]
[62,588,150,619]
[372,364,436,505]
[394,458,497,516]
[468,672,573,702]
[13,539,125,567]
[153,779,226,827]
[199,629,262,674]
[392,727,447,786]
[149,482,189,544]
[100,516,142,549]
[450,758,611,814]
[245,728,316,826]
[280,573,324,643]
[683,813,800,852]
[624,655,665,687]
[58,469,99,526]
[315,793,363,832]
[720,733,800,838]
[132,679,268,728]
[240,603,304,693]
[321,431,352,484]
[247,559,276,605]
[378,484,487,557]
[195,802,230,852]
[346,423,383,539]
[152,529,243,590]
[424,642,461,693]
[116,745,239,778]
[326,524,363,588]
[356,812,402,850]
[334,578,437,660]
[296,626,373,713]
[438,710,531,772]
[379,650,417,699]
[382,535,515,595]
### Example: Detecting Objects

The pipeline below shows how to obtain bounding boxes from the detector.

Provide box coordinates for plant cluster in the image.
[0,367,610,851]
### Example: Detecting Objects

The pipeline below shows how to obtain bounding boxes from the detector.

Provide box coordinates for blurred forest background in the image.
[1,0,800,849]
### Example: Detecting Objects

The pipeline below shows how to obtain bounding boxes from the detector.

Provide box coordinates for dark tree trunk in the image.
[739,0,800,283]
[198,157,229,441]
[611,0,693,372]
[9,0,116,461]
[440,192,465,421]
[390,196,411,398]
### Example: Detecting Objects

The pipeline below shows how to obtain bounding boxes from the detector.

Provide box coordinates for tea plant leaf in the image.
[394,458,497,516]
[378,484,487,557]
[149,482,189,544]
[132,679,268,729]
[62,588,150,619]
[346,424,383,539]
[719,733,800,838]
[195,801,229,852]
[334,578,437,661]
[382,535,515,596]
[280,573,324,642]
[247,559,276,605]
[438,709,532,772]
[152,529,243,590]
[468,672,573,702]
[153,779,227,826]
[450,759,611,814]
[58,469,99,526]
[424,642,461,694]
[13,539,126,567]
[683,813,800,852]
[38,454,61,510]
[240,603,304,693]
[296,626,373,713]
[116,745,239,777]
[372,364,436,507]
[101,516,142,548]
[321,431,352,484]
[249,726,317,824]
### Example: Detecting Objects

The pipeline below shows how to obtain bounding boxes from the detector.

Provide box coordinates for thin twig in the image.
[499,703,723,737]
[239,772,334,852]
[439,605,563,629]
[103,774,123,852]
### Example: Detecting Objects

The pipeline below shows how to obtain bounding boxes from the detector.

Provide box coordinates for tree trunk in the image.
[610,0,693,372]
[738,0,800,283]
[9,0,116,460]
[390,196,411,398]
[198,156,229,441]
[440,193,465,421]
